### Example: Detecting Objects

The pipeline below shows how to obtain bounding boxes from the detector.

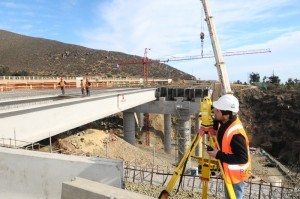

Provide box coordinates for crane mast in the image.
[201,0,232,94]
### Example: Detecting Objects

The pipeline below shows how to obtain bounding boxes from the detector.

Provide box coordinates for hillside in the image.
[233,85,300,165]
[0,29,194,80]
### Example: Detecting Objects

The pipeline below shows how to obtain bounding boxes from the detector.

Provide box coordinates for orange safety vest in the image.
[59,80,65,87]
[86,81,90,87]
[221,118,251,184]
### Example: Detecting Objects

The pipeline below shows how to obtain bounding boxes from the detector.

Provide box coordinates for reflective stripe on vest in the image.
[226,124,243,140]
[228,161,251,170]
[222,118,251,184]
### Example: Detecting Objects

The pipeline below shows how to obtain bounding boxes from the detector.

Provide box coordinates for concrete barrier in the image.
[61,177,155,199]
[0,147,124,199]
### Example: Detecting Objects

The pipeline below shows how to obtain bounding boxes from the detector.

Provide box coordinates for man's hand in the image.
[207,147,219,158]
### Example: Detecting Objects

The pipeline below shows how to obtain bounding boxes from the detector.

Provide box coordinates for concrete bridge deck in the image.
[0,87,156,146]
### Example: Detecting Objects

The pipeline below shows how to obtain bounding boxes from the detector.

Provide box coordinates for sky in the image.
[0,0,299,83]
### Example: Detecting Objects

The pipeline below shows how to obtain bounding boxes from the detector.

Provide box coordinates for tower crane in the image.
[117,48,270,84]
[117,48,160,85]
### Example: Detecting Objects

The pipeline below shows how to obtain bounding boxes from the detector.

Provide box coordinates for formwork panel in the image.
[176,88,184,98]
[195,88,203,98]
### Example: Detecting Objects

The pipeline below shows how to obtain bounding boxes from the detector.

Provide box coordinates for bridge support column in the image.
[123,112,135,145]
[164,114,172,154]
[194,113,200,156]
[176,111,191,163]
[137,113,144,132]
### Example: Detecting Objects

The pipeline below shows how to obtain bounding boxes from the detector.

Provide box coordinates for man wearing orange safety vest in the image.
[207,94,251,199]
[58,77,67,95]
[80,79,86,96]
[85,78,91,96]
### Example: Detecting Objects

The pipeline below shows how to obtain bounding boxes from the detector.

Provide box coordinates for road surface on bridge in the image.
[0,87,141,112]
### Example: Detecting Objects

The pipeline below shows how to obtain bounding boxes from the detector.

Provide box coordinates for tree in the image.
[249,72,260,84]
[262,76,267,82]
[11,70,30,76]
[285,78,295,89]
[286,78,295,85]
[234,80,242,84]
[267,74,280,85]
[285,78,300,89]
[0,66,11,75]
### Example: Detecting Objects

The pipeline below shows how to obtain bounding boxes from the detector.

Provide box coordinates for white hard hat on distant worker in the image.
[213,94,239,114]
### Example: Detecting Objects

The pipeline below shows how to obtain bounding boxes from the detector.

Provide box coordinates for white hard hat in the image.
[213,94,239,113]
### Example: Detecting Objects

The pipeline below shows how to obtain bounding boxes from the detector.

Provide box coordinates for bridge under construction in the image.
[0,79,299,198]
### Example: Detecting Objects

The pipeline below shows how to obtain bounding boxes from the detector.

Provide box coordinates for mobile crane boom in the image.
[201,0,232,94]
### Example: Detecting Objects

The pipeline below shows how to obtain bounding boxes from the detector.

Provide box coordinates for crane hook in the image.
[200,32,205,58]
[200,32,205,41]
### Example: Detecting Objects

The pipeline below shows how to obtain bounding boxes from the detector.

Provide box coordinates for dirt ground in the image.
[47,128,173,167]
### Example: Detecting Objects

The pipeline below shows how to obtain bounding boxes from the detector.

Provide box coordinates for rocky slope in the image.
[233,85,300,165]
[0,29,194,80]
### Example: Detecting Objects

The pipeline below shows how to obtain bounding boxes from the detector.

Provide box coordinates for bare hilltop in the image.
[0,29,194,80]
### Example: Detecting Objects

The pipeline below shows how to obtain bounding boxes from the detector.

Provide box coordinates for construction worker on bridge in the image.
[85,78,91,96]
[80,79,86,96]
[207,94,251,199]
[58,77,67,95]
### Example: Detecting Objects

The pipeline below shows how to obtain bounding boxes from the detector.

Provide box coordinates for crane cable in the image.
[200,1,205,58]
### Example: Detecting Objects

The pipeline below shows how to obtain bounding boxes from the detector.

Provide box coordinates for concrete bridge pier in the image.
[137,112,144,132]
[194,113,201,156]
[164,114,172,154]
[123,112,135,145]
[176,111,191,162]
